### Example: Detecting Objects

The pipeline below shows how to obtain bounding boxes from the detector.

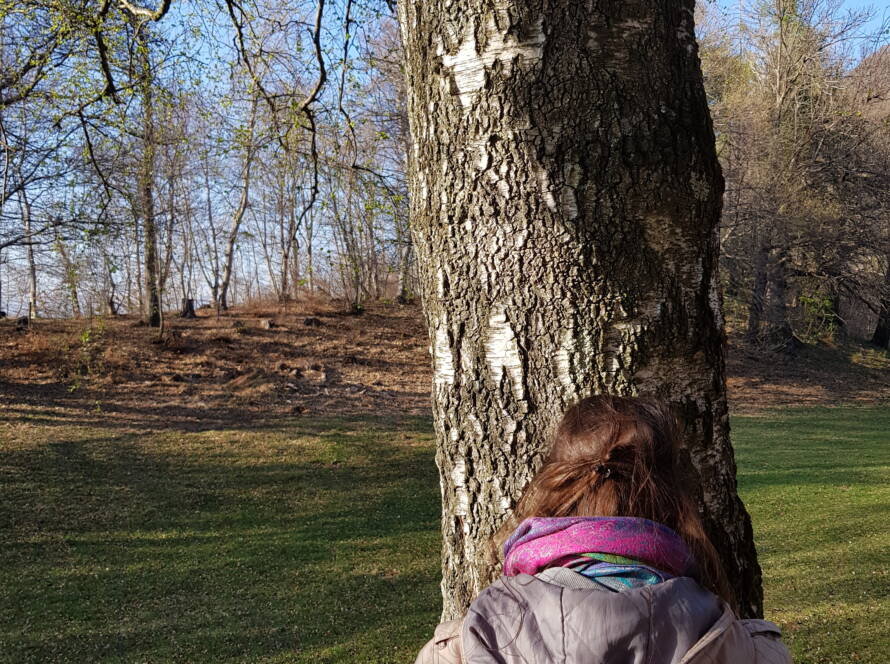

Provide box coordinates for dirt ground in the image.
[1,301,889,429]
[0,301,429,431]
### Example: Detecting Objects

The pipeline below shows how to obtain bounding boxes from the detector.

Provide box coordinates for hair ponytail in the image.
[492,395,735,610]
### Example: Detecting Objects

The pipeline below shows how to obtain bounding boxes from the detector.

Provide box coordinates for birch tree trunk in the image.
[19,190,37,318]
[399,0,763,620]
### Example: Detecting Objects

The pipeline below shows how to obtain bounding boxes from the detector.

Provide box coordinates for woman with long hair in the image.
[415,395,791,664]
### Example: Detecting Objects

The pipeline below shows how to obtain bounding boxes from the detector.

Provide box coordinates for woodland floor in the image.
[1,301,889,663]
[1,300,890,425]
[0,301,431,432]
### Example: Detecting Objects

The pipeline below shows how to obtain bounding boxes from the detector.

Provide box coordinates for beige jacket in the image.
[415,573,791,664]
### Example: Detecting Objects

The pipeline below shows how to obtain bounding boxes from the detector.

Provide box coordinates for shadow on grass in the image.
[1,416,441,663]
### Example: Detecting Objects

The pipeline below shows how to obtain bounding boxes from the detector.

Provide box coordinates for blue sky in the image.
[716,0,890,38]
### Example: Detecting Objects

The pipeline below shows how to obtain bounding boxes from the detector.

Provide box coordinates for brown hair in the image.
[493,394,734,607]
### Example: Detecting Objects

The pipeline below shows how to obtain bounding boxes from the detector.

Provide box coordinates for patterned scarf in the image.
[503,517,698,590]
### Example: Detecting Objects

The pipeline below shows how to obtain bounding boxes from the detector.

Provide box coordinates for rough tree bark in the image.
[398,0,763,620]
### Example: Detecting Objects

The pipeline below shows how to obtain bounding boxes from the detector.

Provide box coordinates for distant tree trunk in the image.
[179,297,196,318]
[764,249,795,351]
[400,0,763,621]
[746,241,769,342]
[138,28,161,328]
[55,232,81,317]
[301,206,316,296]
[19,190,38,319]
[396,239,413,303]
[218,94,258,311]
[872,257,890,348]
[133,217,144,318]
[104,252,119,315]
[290,233,300,300]
[829,291,846,342]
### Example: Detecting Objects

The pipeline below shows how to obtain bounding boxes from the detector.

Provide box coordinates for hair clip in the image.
[594,463,612,479]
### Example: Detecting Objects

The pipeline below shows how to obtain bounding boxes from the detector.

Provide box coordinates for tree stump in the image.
[179,298,197,319]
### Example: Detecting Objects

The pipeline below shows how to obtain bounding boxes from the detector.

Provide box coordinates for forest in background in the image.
[1,0,889,350]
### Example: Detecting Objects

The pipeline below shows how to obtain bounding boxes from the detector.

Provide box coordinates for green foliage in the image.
[59,318,107,390]
[797,292,837,343]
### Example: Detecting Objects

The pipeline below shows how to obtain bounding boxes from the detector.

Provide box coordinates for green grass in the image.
[733,408,890,664]
[0,416,441,663]
[1,408,888,662]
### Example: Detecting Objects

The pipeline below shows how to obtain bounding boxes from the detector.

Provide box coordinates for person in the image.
[415,395,792,664]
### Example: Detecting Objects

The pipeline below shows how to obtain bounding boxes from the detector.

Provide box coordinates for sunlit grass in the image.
[2,408,887,662]
[848,344,890,370]
[733,408,890,664]
[0,416,441,663]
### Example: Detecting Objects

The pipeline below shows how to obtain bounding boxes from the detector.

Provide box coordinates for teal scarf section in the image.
[569,552,673,592]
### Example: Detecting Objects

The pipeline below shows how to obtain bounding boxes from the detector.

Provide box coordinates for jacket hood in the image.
[461,574,724,664]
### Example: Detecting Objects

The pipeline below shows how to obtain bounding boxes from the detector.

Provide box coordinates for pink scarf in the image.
[503,516,698,578]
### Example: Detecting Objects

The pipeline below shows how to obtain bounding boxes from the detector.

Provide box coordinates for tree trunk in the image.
[746,241,769,343]
[55,232,81,317]
[218,94,258,311]
[396,239,414,304]
[764,248,795,352]
[290,233,300,301]
[133,217,144,318]
[304,213,315,295]
[179,297,196,318]
[139,29,161,328]
[399,0,763,620]
[872,257,890,348]
[105,253,119,315]
[19,190,38,319]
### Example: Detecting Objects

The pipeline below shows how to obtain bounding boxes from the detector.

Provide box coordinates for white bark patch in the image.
[492,160,512,198]
[709,270,725,329]
[537,168,558,212]
[433,313,455,387]
[560,162,582,220]
[476,142,491,171]
[536,161,582,219]
[485,305,524,399]
[441,17,545,108]
[450,457,470,516]
[554,326,575,391]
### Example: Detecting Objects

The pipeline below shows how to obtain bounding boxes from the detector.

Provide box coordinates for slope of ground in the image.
[0,301,430,431]
[2,301,889,422]
[726,337,890,411]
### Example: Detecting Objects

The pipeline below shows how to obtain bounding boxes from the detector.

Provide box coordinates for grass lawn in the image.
[733,408,890,664]
[0,416,441,663]
[1,408,888,663]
